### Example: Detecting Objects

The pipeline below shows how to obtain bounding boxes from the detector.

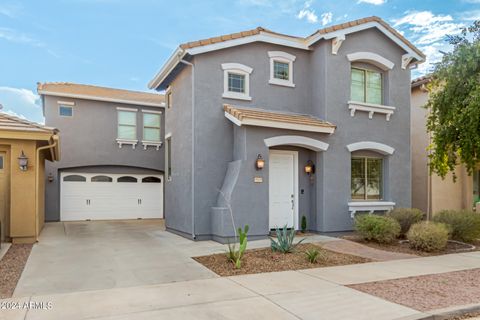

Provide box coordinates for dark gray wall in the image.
[44,95,165,221]
[163,27,413,241]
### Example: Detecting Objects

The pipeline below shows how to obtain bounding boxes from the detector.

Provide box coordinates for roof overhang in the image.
[38,90,165,108]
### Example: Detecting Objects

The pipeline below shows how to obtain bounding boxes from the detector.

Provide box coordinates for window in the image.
[166,136,172,181]
[221,63,252,101]
[142,176,161,183]
[117,110,137,140]
[351,68,383,105]
[63,175,86,182]
[118,176,137,183]
[91,175,113,182]
[59,105,73,117]
[351,157,383,200]
[474,170,480,205]
[0,156,3,170]
[143,113,161,142]
[268,51,296,87]
[165,87,172,109]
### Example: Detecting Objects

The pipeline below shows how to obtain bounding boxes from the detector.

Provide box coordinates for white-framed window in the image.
[142,110,162,150]
[351,67,383,105]
[221,63,252,101]
[165,134,172,181]
[351,156,383,200]
[165,86,172,109]
[116,107,138,148]
[268,51,296,87]
[59,105,73,117]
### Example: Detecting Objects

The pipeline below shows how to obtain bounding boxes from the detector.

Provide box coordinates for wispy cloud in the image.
[357,0,386,5]
[0,87,43,123]
[462,10,480,21]
[296,1,318,23]
[0,27,44,47]
[320,12,333,26]
[0,3,22,18]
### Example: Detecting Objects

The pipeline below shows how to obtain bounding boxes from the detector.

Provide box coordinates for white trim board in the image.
[347,52,394,70]
[346,141,395,155]
[264,135,329,152]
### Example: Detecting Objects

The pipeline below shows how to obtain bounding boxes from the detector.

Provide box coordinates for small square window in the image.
[59,105,73,117]
[228,73,245,93]
[273,61,289,80]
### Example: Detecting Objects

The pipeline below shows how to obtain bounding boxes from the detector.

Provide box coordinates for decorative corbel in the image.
[401,54,414,70]
[331,35,345,55]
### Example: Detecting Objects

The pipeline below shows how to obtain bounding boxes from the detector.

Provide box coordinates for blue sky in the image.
[0,0,478,123]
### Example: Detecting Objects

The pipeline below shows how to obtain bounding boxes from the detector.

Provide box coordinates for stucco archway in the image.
[264,135,329,152]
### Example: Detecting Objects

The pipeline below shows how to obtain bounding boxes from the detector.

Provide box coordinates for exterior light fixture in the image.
[304,160,315,176]
[255,154,265,170]
[18,150,28,171]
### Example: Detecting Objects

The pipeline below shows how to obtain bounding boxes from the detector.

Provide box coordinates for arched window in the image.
[142,176,161,183]
[91,175,113,182]
[118,176,138,183]
[63,175,86,182]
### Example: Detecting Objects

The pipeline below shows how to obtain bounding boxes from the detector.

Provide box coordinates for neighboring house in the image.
[411,76,479,217]
[149,16,425,242]
[0,112,59,244]
[37,83,165,222]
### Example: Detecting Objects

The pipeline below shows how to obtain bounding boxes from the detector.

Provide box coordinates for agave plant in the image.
[270,225,304,253]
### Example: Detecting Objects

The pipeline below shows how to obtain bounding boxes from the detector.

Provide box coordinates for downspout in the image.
[35,134,58,242]
[179,59,196,240]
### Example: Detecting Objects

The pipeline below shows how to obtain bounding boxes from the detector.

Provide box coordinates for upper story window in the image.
[221,63,252,101]
[116,108,138,149]
[351,68,382,105]
[143,111,161,142]
[268,51,296,87]
[351,156,383,200]
[165,86,172,109]
[59,105,73,117]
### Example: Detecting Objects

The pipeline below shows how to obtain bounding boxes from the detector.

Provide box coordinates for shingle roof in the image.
[178,16,425,59]
[0,112,57,134]
[224,104,335,133]
[37,82,165,107]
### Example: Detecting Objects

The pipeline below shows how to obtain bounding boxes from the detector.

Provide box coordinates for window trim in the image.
[59,105,74,117]
[165,86,172,109]
[351,67,383,105]
[165,134,172,181]
[116,108,138,149]
[221,63,252,101]
[351,156,384,201]
[268,51,296,87]
[142,110,162,150]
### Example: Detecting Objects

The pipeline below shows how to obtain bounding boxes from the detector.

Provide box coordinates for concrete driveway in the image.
[14,220,220,297]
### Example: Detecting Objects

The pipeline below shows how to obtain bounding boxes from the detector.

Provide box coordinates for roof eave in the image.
[148,47,186,90]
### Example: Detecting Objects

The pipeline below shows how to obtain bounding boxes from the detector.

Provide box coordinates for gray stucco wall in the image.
[43,95,165,221]
[163,27,413,241]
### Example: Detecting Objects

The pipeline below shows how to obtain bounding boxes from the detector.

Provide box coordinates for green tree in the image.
[426,21,480,179]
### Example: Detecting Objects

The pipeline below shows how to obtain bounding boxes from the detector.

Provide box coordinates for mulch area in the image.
[0,244,33,299]
[193,243,370,276]
[343,235,479,257]
[349,268,480,312]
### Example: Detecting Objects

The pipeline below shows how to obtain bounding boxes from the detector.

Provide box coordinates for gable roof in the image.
[149,16,425,90]
[38,82,165,107]
[0,112,57,134]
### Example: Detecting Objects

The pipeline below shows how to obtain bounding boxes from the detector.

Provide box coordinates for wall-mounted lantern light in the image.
[304,160,315,176]
[255,154,265,170]
[48,173,54,182]
[18,150,28,171]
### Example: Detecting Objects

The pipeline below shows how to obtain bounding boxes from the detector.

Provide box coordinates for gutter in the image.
[35,134,59,242]
[179,59,196,240]
[148,47,187,90]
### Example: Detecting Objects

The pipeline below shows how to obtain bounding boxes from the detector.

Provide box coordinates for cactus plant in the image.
[301,215,307,233]
[270,225,304,253]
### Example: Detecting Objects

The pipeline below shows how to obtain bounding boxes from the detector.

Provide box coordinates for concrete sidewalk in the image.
[5,251,480,320]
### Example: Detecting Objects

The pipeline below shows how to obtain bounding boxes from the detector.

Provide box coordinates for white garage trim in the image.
[346,141,395,155]
[264,135,329,152]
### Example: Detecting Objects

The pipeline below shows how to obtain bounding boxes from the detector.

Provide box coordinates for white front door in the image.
[60,173,163,221]
[269,150,298,229]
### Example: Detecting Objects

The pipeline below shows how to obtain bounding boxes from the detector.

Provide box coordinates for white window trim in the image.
[221,63,252,101]
[348,201,396,218]
[347,52,394,71]
[142,111,162,150]
[58,104,74,117]
[346,141,395,155]
[165,86,172,109]
[268,51,296,87]
[57,100,75,106]
[348,100,395,121]
[117,109,138,149]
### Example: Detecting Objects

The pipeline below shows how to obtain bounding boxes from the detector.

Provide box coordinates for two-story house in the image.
[38,82,165,222]
[148,16,425,242]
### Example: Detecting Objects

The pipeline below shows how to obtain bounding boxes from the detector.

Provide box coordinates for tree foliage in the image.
[426,21,480,179]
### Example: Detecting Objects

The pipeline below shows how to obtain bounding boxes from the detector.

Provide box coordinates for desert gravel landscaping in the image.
[193,243,369,276]
[0,244,32,299]
[349,268,480,311]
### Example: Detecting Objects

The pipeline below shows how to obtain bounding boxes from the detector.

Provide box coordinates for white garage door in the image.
[60,172,163,221]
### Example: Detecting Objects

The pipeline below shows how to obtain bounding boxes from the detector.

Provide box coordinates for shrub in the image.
[407,221,449,252]
[304,248,324,263]
[354,214,401,244]
[387,208,425,236]
[226,225,249,269]
[433,210,480,242]
[270,225,304,253]
[301,216,307,233]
